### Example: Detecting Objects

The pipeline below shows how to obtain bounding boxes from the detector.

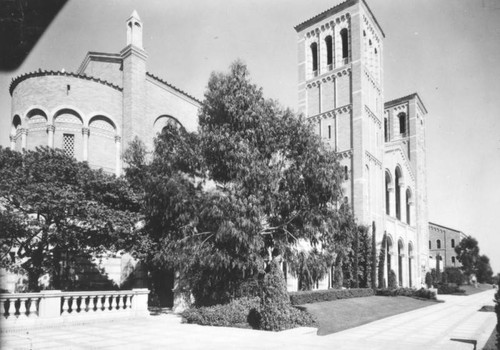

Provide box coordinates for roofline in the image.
[146,72,202,106]
[10,70,122,95]
[294,0,385,38]
[77,51,123,75]
[384,93,428,114]
[428,221,463,234]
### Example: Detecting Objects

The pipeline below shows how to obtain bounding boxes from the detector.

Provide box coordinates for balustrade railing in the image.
[0,289,149,328]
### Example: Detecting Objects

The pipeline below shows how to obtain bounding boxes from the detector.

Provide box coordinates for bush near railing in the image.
[289,288,374,305]
[376,287,437,300]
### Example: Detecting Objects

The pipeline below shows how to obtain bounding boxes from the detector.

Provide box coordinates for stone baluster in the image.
[28,298,38,318]
[0,298,6,318]
[84,296,90,312]
[97,295,104,312]
[18,297,28,318]
[61,296,70,315]
[103,295,110,312]
[114,295,120,311]
[119,295,126,311]
[107,295,114,311]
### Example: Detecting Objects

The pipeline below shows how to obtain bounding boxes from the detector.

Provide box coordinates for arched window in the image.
[451,256,456,264]
[451,239,455,248]
[398,240,404,286]
[325,35,333,66]
[311,42,318,73]
[340,28,348,60]
[385,171,391,215]
[437,239,441,249]
[384,118,388,142]
[395,167,402,220]
[398,113,407,135]
[429,240,431,249]
[405,188,411,225]
[344,166,349,180]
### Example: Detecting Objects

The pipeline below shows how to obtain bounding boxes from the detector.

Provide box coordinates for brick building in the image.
[8,11,200,176]
[294,0,429,288]
[428,222,467,270]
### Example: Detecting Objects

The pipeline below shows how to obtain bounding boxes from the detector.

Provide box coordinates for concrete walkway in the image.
[1,289,496,350]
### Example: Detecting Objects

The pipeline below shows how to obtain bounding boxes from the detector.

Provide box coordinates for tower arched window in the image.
[385,171,391,215]
[405,188,411,225]
[340,28,349,60]
[451,239,455,248]
[398,112,407,135]
[344,166,349,180]
[325,35,333,67]
[395,167,402,220]
[311,42,318,74]
[429,240,431,249]
[437,239,441,249]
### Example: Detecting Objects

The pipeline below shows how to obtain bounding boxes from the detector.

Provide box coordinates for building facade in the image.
[294,0,429,288]
[8,11,201,176]
[428,222,466,270]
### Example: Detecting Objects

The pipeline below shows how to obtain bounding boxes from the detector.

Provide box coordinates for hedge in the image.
[376,287,437,300]
[289,288,374,305]
[437,284,465,295]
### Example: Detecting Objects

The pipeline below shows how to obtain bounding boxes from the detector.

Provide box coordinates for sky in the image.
[0,0,499,274]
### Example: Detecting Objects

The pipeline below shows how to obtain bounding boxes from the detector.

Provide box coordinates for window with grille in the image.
[63,134,75,157]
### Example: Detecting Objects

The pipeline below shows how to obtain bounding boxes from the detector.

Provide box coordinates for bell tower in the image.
[121,10,148,150]
[295,0,385,233]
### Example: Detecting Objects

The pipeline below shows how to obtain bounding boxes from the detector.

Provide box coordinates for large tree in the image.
[476,254,493,284]
[454,236,480,279]
[125,61,354,305]
[0,147,140,291]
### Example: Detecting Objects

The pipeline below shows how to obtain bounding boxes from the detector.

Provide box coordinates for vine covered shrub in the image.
[425,272,433,288]
[259,259,316,331]
[182,297,260,327]
[289,288,374,305]
[437,284,465,295]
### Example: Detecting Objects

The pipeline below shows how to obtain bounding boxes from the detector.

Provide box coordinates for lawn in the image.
[459,283,495,295]
[303,296,438,336]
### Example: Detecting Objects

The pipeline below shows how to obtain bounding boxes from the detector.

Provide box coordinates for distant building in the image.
[428,222,467,270]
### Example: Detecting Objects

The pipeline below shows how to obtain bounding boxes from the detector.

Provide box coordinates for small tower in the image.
[127,10,143,49]
[121,10,148,151]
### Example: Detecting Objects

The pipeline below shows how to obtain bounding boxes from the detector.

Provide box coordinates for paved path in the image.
[1,289,496,349]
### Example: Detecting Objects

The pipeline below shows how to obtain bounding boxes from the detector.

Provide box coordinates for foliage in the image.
[289,288,374,305]
[258,259,316,331]
[181,297,260,327]
[477,255,494,284]
[342,226,374,288]
[435,255,441,283]
[388,270,398,289]
[437,284,465,295]
[443,267,465,286]
[431,268,440,286]
[0,147,140,291]
[288,247,328,291]
[495,277,499,349]
[124,61,353,306]
[376,287,437,300]
[455,236,480,278]
[425,272,433,288]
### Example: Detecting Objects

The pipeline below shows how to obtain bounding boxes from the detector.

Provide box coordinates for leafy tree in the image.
[378,233,387,288]
[0,147,140,291]
[495,276,500,350]
[476,254,493,284]
[125,61,352,306]
[455,236,480,279]
[443,267,464,286]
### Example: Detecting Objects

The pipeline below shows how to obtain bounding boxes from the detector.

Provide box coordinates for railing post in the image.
[131,289,149,316]
[39,290,62,319]
[0,298,6,318]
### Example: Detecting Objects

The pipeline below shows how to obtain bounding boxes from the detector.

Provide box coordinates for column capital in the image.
[20,128,28,135]
[114,135,122,143]
[82,127,90,136]
[46,125,55,132]
[9,135,15,142]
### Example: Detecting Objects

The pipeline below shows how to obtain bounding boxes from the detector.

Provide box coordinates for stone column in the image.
[115,135,121,177]
[400,181,406,224]
[82,127,90,161]
[388,185,395,217]
[47,125,55,148]
[9,135,15,149]
[20,128,28,151]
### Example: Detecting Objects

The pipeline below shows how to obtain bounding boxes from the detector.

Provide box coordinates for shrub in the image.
[388,270,398,289]
[443,267,465,286]
[259,259,316,331]
[182,297,260,327]
[494,276,499,349]
[376,287,436,300]
[289,288,374,305]
[437,284,465,295]
[425,272,433,288]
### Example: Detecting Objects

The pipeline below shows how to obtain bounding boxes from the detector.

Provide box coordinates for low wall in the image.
[0,288,149,332]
